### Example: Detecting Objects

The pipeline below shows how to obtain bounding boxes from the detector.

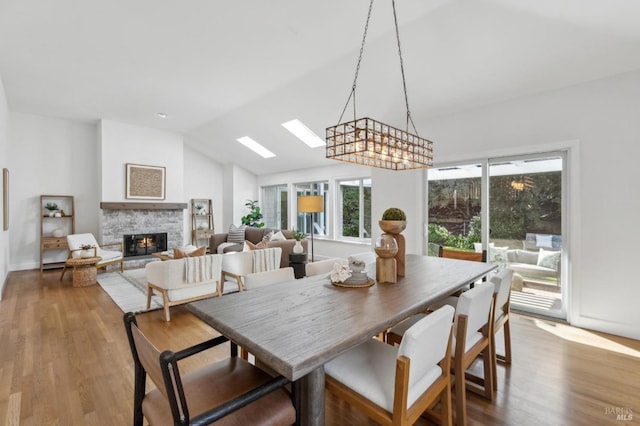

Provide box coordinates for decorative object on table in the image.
[325,0,433,171]
[330,261,374,288]
[292,229,306,254]
[79,244,96,258]
[3,168,8,231]
[125,163,165,200]
[348,256,366,273]
[44,202,58,217]
[297,195,324,262]
[375,233,399,283]
[241,200,264,228]
[379,207,407,277]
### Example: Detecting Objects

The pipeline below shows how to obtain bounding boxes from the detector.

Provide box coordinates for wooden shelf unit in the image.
[40,195,75,271]
[190,199,214,250]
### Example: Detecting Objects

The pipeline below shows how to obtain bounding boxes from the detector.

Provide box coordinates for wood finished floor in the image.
[1,269,639,425]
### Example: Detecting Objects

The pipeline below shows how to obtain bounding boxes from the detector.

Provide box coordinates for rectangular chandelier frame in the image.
[326,117,433,171]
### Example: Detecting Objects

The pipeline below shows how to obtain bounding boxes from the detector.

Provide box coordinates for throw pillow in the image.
[243,240,269,251]
[536,234,553,248]
[263,230,274,241]
[270,230,286,241]
[174,246,207,258]
[537,248,560,270]
[228,224,246,244]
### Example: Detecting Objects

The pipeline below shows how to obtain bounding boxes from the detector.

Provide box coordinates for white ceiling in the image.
[2,0,640,175]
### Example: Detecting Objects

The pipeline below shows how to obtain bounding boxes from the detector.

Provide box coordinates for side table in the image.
[65,257,102,287]
[289,253,308,279]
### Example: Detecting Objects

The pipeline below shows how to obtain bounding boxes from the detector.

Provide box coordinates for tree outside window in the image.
[338,178,371,240]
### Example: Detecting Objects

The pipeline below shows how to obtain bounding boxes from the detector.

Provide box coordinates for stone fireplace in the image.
[123,232,168,258]
[100,202,187,268]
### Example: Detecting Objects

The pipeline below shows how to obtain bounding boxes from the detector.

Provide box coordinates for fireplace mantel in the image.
[100,202,187,210]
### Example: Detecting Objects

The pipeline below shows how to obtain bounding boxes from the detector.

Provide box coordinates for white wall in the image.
[8,113,99,270]
[183,143,224,244]
[99,120,184,202]
[0,76,9,298]
[419,70,640,340]
[255,70,640,339]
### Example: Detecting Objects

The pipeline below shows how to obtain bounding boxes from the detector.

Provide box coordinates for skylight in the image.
[236,136,276,158]
[282,119,325,148]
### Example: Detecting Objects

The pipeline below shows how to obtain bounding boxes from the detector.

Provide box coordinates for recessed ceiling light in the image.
[236,136,276,158]
[282,119,325,148]
[157,112,168,119]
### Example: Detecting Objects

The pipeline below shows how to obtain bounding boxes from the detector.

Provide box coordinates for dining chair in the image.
[123,312,296,426]
[305,257,342,277]
[243,267,295,290]
[489,268,514,390]
[60,233,124,280]
[325,305,455,426]
[451,282,495,426]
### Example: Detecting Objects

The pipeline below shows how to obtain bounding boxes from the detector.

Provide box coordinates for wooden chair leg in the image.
[502,319,512,364]
[454,358,467,426]
[482,348,494,401]
[60,266,67,280]
[491,330,498,391]
[441,381,453,426]
[146,286,153,310]
[160,289,171,322]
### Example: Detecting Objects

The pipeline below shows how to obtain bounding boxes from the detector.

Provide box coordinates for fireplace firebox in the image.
[123,233,168,258]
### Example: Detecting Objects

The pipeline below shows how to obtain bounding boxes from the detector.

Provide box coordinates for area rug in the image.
[97,268,163,313]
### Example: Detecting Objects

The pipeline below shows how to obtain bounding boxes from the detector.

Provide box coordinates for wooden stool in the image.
[64,257,101,287]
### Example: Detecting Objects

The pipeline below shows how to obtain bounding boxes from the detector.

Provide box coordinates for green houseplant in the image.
[44,202,58,217]
[379,207,407,234]
[241,200,264,228]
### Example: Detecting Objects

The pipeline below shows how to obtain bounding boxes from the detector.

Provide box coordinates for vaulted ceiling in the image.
[2,0,640,174]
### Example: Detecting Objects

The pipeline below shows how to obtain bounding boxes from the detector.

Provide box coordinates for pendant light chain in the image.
[338,0,375,124]
[392,0,419,136]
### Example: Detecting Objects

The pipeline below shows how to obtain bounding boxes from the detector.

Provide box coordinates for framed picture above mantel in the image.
[125,163,166,200]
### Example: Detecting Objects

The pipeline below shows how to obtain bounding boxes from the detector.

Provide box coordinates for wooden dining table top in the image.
[187,253,497,382]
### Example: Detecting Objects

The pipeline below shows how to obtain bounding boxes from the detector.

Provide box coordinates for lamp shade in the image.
[298,195,324,213]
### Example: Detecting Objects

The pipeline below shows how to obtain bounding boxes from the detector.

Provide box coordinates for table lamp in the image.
[297,195,323,262]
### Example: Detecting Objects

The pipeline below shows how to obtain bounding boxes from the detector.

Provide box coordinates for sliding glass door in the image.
[427,152,566,319]
[488,154,565,318]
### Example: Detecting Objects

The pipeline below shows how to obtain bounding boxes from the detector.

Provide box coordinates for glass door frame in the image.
[427,150,569,320]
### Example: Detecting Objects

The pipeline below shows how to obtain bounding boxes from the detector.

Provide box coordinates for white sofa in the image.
[145,254,223,321]
[506,249,560,281]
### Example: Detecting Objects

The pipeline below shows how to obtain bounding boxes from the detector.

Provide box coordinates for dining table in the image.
[187,253,497,426]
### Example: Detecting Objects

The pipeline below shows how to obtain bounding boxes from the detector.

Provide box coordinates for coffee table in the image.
[65,256,101,287]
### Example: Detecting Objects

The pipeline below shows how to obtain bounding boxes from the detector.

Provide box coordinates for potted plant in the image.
[241,200,264,228]
[292,229,306,254]
[379,207,407,234]
[195,204,205,215]
[78,244,96,258]
[44,202,58,217]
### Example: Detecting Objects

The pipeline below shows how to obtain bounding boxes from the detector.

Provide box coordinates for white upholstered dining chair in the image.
[324,305,455,426]
[243,267,295,290]
[60,233,124,280]
[489,268,514,389]
[305,257,342,277]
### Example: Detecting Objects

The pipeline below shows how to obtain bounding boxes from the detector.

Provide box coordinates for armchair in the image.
[60,233,123,280]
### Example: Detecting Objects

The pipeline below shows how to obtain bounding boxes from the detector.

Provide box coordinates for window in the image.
[295,182,328,236]
[261,185,288,229]
[338,178,371,240]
